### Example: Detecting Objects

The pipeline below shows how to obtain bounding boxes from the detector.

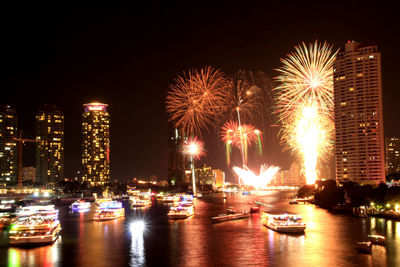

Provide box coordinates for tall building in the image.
[0,105,17,185]
[334,41,385,185]
[36,105,64,185]
[167,126,190,186]
[385,137,400,175]
[82,103,110,186]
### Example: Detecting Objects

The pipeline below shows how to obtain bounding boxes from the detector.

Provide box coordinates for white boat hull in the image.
[9,227,61,245]
[265,223,306,233]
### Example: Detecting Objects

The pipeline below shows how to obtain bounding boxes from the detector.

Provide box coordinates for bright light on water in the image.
[130,220,146,233]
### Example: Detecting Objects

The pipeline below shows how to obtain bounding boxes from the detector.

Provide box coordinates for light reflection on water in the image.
[1,192,400,266]
[129,220,146,266]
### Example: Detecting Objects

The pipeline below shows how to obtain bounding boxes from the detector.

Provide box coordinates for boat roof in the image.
[263,211,300,216]
[368,234,385,239]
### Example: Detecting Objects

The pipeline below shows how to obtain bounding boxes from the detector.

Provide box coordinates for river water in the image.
[0,191,399,267]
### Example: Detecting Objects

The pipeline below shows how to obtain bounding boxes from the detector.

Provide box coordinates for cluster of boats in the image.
[69,198,126,221]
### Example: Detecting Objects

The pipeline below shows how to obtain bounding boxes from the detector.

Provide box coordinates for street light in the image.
[184,137,205,197]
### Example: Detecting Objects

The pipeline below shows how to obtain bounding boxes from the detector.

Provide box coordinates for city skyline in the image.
[1,2,399,181]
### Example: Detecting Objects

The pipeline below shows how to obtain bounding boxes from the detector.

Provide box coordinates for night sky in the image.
[1,2,399,181]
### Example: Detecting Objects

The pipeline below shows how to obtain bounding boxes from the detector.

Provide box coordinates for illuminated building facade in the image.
[0,105,17,185]
[385,137,400,175]
[22,167,36,183]
[82,103,110,186]
[36,105,64,185]
[213,169,225,188]
[195,165,214,186]
[334,41,385,185]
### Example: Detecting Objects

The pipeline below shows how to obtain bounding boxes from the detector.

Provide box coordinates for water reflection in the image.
[2,193,400,266]
[129,221,146,266]
[7,238,61,267]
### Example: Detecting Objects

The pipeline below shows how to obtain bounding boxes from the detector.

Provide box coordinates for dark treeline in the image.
[298,180,400,210]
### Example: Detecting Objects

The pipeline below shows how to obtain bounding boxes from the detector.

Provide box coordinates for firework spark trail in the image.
[224,71,263,124]
[275,41,337,185]
[233,164,280,189]
[221,121,258,166]
[166,66,229,135]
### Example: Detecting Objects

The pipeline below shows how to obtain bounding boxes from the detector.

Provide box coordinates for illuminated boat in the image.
[167,202,195,219]
[94,201,125,221]
[70,200,91,212]
[357,241,372,254]
[162,195,181,204]
[289,197,313,204]
[130,196,152,208]
[261,213,306,233]
[212,211,250,224]
[0,199,16,212]
[368,235,386,245]
[9,205,61,245]
[250,206,260,213]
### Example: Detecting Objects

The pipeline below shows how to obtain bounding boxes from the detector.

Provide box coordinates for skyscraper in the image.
[0,105,17,185]
[36,105,64,185]
[82,103,110,186]
[167,126,190,186]
[385,137,400,175]
[334,41,385,185]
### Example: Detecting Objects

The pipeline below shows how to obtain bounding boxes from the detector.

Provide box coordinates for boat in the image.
[94,201,125,221]
[167,202,195,219]
[212,211,250,224]
[130,196,152,208]
[70,200,91,212]
[250,206,260,213]
[0,199,16,212]
[368,235,386,245]
[288,197,313,204]
[162,195,181,204]
[357,241,372,254]
[261,212,306,233]
[9,205,61,245]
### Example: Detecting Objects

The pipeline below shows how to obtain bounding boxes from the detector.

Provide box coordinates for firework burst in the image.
[275,41,338,185]
[166,66,229,135]
[183,136,205,160]
[233,164,280,189]
[224,70,263,124]
[221,120,261,166]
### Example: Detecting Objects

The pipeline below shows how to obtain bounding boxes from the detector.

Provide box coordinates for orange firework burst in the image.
[166,66,229,135]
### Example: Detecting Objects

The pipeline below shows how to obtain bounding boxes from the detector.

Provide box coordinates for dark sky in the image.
[1,1,399,181]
